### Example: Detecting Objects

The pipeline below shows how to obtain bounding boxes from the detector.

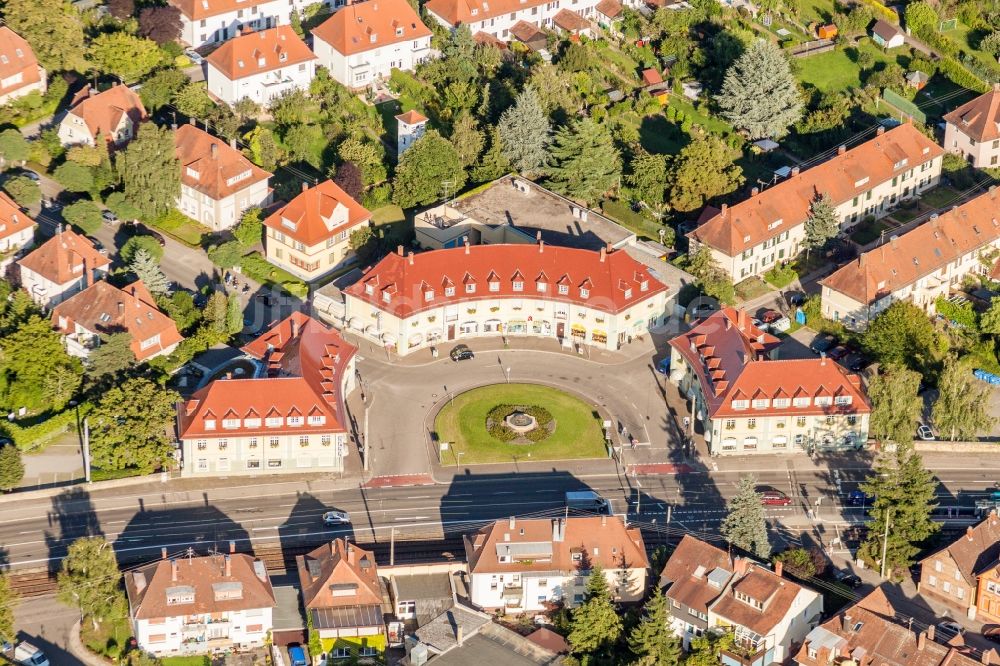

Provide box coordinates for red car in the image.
[757,486,792,506]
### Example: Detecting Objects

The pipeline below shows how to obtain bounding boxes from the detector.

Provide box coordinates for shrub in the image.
[764,263,798,289]
[485,404,554,442]
[3,176,41,207]
[63,200,104,235]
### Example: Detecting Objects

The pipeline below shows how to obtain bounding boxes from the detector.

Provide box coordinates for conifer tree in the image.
[568,566,622,656]
[803,193,839,256]
[546,117,622,205]
[129,249,171,296]
[497,86,550,174]
[628,586,682,666]
[716,39,804,139]
[721,475,771,558]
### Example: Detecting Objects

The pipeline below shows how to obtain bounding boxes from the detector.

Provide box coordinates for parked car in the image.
[847,490,875,507]
[936,620,964,642]
[810,334,836,355]
[917,424,934,441]
[756,486,792,506]
[655,356,671,375]
[184,49,204,65]
[831,569,862,588]
[785,291,805,308]
[5,641,49,666]
[288,645,308,666]
[841,351,866,372]
[86,236,107,254]
[15,169,40,182]
[983,625,1000,644]
[101,210,118,224]
[322,510,351,526]
[827,345,850,362]
[450,344,474,361]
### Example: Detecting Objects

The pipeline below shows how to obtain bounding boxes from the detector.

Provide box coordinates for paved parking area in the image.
[777,327,819,360]
[20,434,84,490]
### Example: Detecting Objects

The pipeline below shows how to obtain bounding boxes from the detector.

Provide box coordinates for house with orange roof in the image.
[296,539,387,660]
[0,191,35,268]
[667,307,870,455]
[262,179,371,282]
[169,0,339,48]
[311,0,432,90]
[395,109,428,157]
[205,25,316,106]
[174,123,272,231]
[342,241,669,354]
[57,84,147,148]
[820,187,1000,329]
[17,228,110,308]
[0,27,46,106]
[944,86,1000,168]
[51,280,182,361]
[688,124,942,282]
[425,0,605,42]
[177,312,357,476]
[464,516,648,612]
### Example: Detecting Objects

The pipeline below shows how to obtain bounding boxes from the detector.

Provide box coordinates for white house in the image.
[425,0,602,41]
[205,26,316,106]
[0,27,46,106]
[125,548,276,657]
[943,88,1000,168]
[395,109,427,157]
[311,0,432,89]
[16,228,110,309]
[170,0,346,48]
[57,85,147,148]
[0,191,35,270]
[174,123,272,231]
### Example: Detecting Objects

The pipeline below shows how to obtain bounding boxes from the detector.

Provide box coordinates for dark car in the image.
[810,334,836,355]
[756,486,792,506]
[85,236,107,254]
[936,620,964,643]
[827,345,849,361]
[450,344,474,361]
[832,569,862,588]
[101,210,118,224]
[785,291,805,308]
[983,625,1000,644]
[655,355,671,375]
[847,490,875,507]
[123,222,166,246]
[842,351,866,371]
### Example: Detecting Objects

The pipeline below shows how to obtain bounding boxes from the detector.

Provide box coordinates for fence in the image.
[881,88,928,124]
[789,39,835,58]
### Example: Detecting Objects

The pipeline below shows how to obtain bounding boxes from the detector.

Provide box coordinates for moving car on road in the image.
[847,490,875,507]
[756,486,792,506]
[322,510,351,526]
[565,490,612,515]
[450,344,474,361]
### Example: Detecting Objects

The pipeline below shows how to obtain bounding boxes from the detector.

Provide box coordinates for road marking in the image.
[406,496,431,499]
[394,516,429,521]
[495,491,515,495]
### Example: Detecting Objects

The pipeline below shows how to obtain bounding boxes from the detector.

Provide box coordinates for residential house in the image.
[919,510,1000,621]
[794,586,987,666]
[944,87,1000,168]
[205,26,316,106]
[816,23,837,39]
[51,280,183,361]
[509,21,548,51]
[552,9,592,37]
[296,539,387,661]
[262,180,371,282]
[17,228,110,308]
[660,535,823,665]
[0,191,35,269]
[667,308,871,456]
[311,0,432,90]
[124,546,276,657]
[463,516,649,613]
[405,606,561,665]
[169,0,343,48]
[57,84,147,147]
[820,187,1000,329]
[594,0,623,30]
[425,0,605,42]
[174,123,272,231]
[0,27,46,106]
[177,312,357,476]
[395,109,428,157]
[687,124,942,282]
[871,19,905,49]
[343,242,669,354]
[907,70,929,90]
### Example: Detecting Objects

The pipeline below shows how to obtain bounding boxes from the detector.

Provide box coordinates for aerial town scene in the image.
[3,0,1000,663]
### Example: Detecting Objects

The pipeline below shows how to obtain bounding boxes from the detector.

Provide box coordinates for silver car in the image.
[322,510,351,526]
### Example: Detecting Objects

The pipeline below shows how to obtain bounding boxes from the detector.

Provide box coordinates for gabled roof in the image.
[509,20,547,46]
[822,189,1000,306]
[689,124,942,256]
[945,88,1000,142]
[168,0,273,20]
[872,19,902,41]
[658,535,733,615]
[710,561,811,637]
[66,85,147,141]
[595,0,623,18]
[174,124,271,201]
[921,511,1000,586]
[0,27,42,97]
[296,539,382,610]
[553,8,590,32]
[395,109,428,126]
[18,228,110,285]
[0,191,35,241]
[205,26,315,81]
[312,0,431,57]
[426,0,550,26]
[263,179,371,247]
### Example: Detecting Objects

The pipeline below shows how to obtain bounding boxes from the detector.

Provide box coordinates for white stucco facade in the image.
[176,0,344,48]
[134,607,273,656]
[206,58,315,106]
[468,567,645,613]
[177,178,272,231]
[425,0,602,41]
[312,33,431,89]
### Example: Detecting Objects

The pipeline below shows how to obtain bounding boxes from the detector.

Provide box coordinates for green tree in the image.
[129,249,171,296]
[173,82,215,119]
[118,123,181,219]
[233,207,264,248]
[87,332,135,381]
[687,246,736,304]
[627,150,669,213]
[57,537,123,630]
[686,631,736,666]
[546,117,622,205]
[0,445,25,492]
[981,31,1000,58]
[449,111,485,170]
[933,355,996,441]
[207,240,245,269]
[337,137,387,186]
[159,291,199,332]
[54,161,95,194]
[63,200,103,235]
[667,134,744,212]
[121,235,165,264]
[392,129,465,209]
[858,442,939,577]
[233,97,260,122]
[863,301,944,372]
[0,572,18,642]
[226,295,243,335]
[568,566,622,656]
[89,377,179,473]
[716,39,803,139]
[5,0,87,72]
[470,128,510,183]
[628,586,681,666]
[774,547,823,578]
[981,297,1000,335]
[204,291,229,334]
[139,67,188,112]
[905,1,938,34]
[0,316,82,412]
[349,226,375,263]
[3,176,41,207]
[0,129,29,166]
[867,364,922,445]
[498,86,550,174]
[243,126,283,171]
[721,475,771,558]
[88,33,162,82]
[803,192,838,256]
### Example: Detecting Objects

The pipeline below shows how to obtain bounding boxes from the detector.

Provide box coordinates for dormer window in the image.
[894,158,908,169]
[773,398,790,408]
[222,418,240,429]
[257,57,266,67]
[624,288,632,299]
[735,590,764,610]
[382,292,391,303]
[370,33,377,43]
[265,416,283,427]
[466,283,476,294]
[204,419,217,430]
[281,217,297,231]
[489,281,500,292]
[580,288,589,298]
[445,286,455,297]
[308,415,325,425]
[854,176,869,187]
[834,395,852,405]
[365,284,374,295]
[751,398,769,409]
[244,417,262,428]
[793,396,810,407]
[814,396,832,407]
[558,284,569,295]
[513,281,524,292]
[278,52,287,62]
[396,27,404,35]
[536,281,547,293]
[288,416,303,426]
[732,400,749,410]
[640,280,648,292]
[471,7,478,13]
[424,289,434,301]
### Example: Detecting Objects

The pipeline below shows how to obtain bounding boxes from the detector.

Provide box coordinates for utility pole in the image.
[83,418,91,484]
[390,527,395,566]
[363,407,370,472]
[880,507,892,579]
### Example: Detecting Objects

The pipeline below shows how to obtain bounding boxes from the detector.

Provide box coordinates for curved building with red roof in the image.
[343,242,669,354]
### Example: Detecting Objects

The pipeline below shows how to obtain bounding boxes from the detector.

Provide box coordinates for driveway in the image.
[19,433,85,490]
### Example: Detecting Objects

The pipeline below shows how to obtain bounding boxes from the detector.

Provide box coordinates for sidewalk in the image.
[67,621,112,666]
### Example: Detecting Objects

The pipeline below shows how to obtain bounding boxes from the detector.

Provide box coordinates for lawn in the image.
[81,612,132,662]
[602,199,665,242]
[795,43,897,93]
[161,657,211,666]
[735,277,771,302]
[150,209,211,247]
[665,94,733,135]
[919,184,963,209]
[849,218,889,245]
[239,251,309,298]
[371,204,404,226]
[795,0,836,25]
[434,383,608,465]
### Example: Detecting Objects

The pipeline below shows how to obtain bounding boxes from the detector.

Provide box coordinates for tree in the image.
[568,567,622,656]
[88,33,163,83]
[89,377,179,473]
[546,117,622,205]
[138,6,182,45]
[716,39,803,139]
[905,1,938,35]
[62,200,103,235]
[204,291,229,334]
[269,89,312,127]
[0,572,18,643]
[5,0,87,72]
[118,123,181,219]
[0,129,29,166]
[981,31,1000,58]
[687,246,736,304]
[243,126,283,171]
[628,586,681,666]
[858,442,939,577]
[449,112,485,170]
[803,192,838,255]
[721,475,771,558]
[140,68,188,112]
[981,297,1000,335]
[392,129,465,209]
[336,137,386,186]
[121,235,165,264]
[0,316,82,412]
[667,134,744,212]
[333,161,364,201]
[54,161,95,194]
[207,240,245,269]
[107,0,135,19]
[130,249,171,296]
[349,226,375,263]
[0,445,24,492]
[933,355,996,441]
[867,365,922,445]
[87,332,135,380]
[470,128,510,183]
[863,301,944,372]
[774,547,825,578]
[233,97,261,122]
[627,150,669,212]
[226,295,243,335]
[686,631,736,666]
[57,537,123,629]
[173,82,216,119]
[498,86,550,174]
[159,291,199,332]
[66,144,104,168]
[233,207,264,248]
[3,176,41,207]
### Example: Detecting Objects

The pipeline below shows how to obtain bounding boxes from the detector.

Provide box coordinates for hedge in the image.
[937,55,991,94]
[2,403,92,452]
[239,252,309,299]
[859,0,898,23]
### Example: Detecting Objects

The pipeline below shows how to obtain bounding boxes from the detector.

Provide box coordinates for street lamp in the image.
[455,450,464,468]
[504,367,511,384]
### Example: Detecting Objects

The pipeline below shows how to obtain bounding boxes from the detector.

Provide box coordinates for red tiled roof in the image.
[427,0,552,26]
[178,313,357,439]
[667,308,870,419]
[205,26,315,81]
[312,0,431,57]
[921,512,1000,585]
[509,20,546,45]
[689,124,942,255]
[175,124,271,201]
[0,27,42,97]
[945,89,1000,142]
[553,8,590,31]
[168,0,273,20]
[262,179,371,247]
[296,539,382,609]
[395,109,428,125]
[595,0,623,18]
[51,280,183,361]
[525,628,569,654]
[821,189,1000,305]
[658,535,733,615]
[66,85,147,142]
[0,191,35,241]
[710,562,806,637]
[17,228,109,285]
[346,244,667,318]
[641,68,663,86]
[473,31,508,48]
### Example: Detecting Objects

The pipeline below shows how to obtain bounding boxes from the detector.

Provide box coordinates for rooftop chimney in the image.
[539,240,544,253]
[464,238,470,254]
[842,614,853,633]
[601,515,607,527]
[991,185,998,199]
[734,557,749,577]
[408,252,414,265]
[918,630,926,651]
[600,246,606,262]
[721,203,728,215]
[210,142,218,159]
[877,125,885,136]
[224,555,231,577]
[397,245,404,256]
[189,117,196,126]
[509,516,515,529]
[302,181,309,193]
[968,525,975,541]
[117,302,124,315]
[774,560,783,577]
[230,138,237,150]
[791,166,800,177]
[737,309,746,331]
[347,542,355,565]
[171,559,178,582]
[84,258,92,287]
[751,187,759,197]
[536,230,542,241]
[838,145,847,155]
[457,626,464,646]
[552,518,565,542]
[229,540,236,554]
[927,624,935,641]
[161,547,168,560]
